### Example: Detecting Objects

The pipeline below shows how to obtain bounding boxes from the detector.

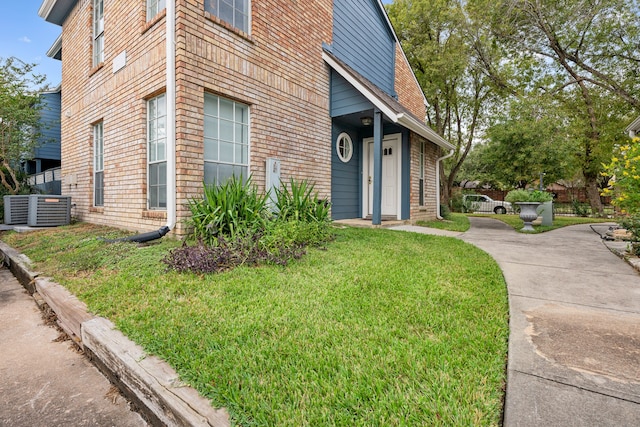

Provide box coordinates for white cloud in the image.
[18,36,32,43]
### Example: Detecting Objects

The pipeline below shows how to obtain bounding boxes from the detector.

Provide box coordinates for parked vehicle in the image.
[463,194,512,214]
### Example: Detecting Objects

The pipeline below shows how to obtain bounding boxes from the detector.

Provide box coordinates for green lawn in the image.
[467,213,613,233]
[416,213,470,232]
[415,212,612,234]
[2,223,509,426]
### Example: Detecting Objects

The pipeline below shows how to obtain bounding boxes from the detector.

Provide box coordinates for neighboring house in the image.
[25,85,62,194]
[627,116,640,138]
[38,0,453,236]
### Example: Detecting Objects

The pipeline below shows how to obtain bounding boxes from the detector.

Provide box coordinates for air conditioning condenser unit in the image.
[4,195,30,225]
[27,195,72,227]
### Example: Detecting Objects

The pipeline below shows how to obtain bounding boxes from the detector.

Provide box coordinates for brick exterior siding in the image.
[56,0,440,233]
[58,0,333,235]
[410,133,440,221]
[394,43,426,120]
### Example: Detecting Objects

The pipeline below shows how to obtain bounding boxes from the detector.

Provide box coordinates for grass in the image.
[416,213,470,232]
[467,213,613,233]
[1,223,509,426]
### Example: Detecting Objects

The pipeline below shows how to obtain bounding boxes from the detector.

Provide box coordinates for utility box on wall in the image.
[266,158,281,208]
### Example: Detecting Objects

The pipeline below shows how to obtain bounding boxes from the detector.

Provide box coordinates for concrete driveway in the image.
[461,217,640,426]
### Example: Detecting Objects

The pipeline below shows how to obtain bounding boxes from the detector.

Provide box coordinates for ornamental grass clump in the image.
[165,176,333,273]
[184,175,269,247]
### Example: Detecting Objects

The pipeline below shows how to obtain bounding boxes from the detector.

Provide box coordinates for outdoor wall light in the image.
[360,116,373,126]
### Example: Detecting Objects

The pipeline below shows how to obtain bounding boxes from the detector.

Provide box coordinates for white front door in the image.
[364,134,401,218]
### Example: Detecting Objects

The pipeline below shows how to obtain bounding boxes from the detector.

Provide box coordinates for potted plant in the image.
[505,189,553,231]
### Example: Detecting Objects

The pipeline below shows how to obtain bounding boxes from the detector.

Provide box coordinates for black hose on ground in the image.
[101,226,171,243]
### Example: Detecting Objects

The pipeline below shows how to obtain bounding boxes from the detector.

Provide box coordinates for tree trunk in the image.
[584,173,604,216]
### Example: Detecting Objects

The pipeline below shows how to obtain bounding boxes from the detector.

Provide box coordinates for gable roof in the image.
[323,50,453,150]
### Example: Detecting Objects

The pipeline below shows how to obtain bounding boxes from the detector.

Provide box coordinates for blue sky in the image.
[0,0,393,89]
[0,0,62,87]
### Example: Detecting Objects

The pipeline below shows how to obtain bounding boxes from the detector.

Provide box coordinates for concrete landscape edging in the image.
[0,240,230,427]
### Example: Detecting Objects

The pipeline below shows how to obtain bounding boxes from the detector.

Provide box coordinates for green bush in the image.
[449,189,466,213]
[179,176,335,273]
[185,176,269,246]
[274,178,330,223]
[440,203,452,220]
[571,199,590,217]
[505,189,553,203]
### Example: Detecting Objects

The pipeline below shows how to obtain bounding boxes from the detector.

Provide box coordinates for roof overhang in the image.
[626,115,640,138]
[323,51,453,150]
[39,0,77,26]
[46,34,62,60]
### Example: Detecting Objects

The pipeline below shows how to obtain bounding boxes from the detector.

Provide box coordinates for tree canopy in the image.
[0,57,47,194]
[388,0,640,214]
[386,0,501,207]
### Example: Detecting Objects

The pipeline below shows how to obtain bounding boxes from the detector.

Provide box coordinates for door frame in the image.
[362,133,402,219]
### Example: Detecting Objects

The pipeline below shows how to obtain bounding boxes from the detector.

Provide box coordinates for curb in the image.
[0,241,230,427]
[603,240,640,274]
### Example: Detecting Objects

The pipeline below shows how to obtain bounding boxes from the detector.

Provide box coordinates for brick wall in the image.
[409,133,440,221]
[59,0,333,235]
[174,0,333,235]
[394,43,426,119]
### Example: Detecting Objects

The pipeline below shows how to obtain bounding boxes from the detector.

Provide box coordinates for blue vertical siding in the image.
[36,91,61,161]
[332,0,396,97]
[331,124,361,219]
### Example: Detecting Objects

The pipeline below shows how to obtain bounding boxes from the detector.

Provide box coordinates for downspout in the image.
[103,1,175,244]
[436,149,454,220]
[165,0,177,232]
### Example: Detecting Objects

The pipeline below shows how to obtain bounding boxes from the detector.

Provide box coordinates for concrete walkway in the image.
[395,217,640,426]
[0,266,147,427]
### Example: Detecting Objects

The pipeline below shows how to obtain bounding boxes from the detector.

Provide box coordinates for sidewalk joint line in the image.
[511,369,640,405]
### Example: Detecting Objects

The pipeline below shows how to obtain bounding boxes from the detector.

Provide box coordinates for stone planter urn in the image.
[516,202,541,231]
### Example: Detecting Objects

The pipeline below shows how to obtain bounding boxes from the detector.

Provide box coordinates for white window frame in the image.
[148,94,167,209]
[203,93,250,185]
[93,0,104,67]
[93,122,104,207]
[146,0,166,21]
[205,0,251,34]
[336,132,353,163]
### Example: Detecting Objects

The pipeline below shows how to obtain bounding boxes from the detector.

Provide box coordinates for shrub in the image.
[163,234,308,273]
[175,176,334,274]
[571,199,590,217]
[449,190,466,213]
[185,176,269,246]
[602,137,640,242]
[440,204,452,220]
[505,189,553,203]
[274,178,330,223]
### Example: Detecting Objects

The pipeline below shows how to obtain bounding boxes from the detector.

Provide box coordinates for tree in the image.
[0,57,47,194]
[464,96,579,189]
[470,0,640,215]
[386,0,501,208]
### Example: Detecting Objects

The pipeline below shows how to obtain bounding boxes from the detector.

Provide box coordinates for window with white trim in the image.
[148,94,167,209]
[336,132,353,163]
[204,93,249,185]
[93,122,104,207]
[205,0,250,33]
[92,0,104,67]
[419,141,425,206]
[147,0,166,20]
